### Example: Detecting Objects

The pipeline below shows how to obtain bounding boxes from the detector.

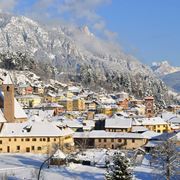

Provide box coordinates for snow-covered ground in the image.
[0,153,105,180]
[0,151,169,180]
[134,155,162,180]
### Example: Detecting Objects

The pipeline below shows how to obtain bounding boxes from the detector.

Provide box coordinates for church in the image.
[0,74,74,154]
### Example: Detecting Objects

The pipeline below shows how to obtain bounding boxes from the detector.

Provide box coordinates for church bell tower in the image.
[2,74,14,123]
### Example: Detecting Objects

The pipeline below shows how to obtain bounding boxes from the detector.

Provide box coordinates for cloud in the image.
[0,0,118,41]
[57,0,118,40]
[0,0,19,12]
[59,0,111,22]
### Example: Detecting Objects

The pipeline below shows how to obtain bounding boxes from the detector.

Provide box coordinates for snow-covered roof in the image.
[132,118,142,126]
[16,94,42,99]
[131,126,148,133]
[83,120,95,127]
[0,122,74,137]
[68,86,81,93]
[35,102,63,108]
[141,117,167,125]
[0,92,27,119]
[47,92,56,97]
[161,111,177,121]
[53,149,66,159]
[105,115,132,129]
[93,114,107,121]
[175,132,180,141]
[168,116,180,124]
[74,130,144,139]
[144,140,163,147]
[28,114,43,122]
[3,73,13,84]
[63,120,83,128]
[0,109,6,123]
[141,131,162,139]
[14,98,28,119]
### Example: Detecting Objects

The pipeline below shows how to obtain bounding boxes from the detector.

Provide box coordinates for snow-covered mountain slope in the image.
[162,71,180,92]
[151,61,180,77]
[0,13,172,105]
[151,61,180,92]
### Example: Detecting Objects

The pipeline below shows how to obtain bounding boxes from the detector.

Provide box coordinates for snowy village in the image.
[0,1,180,180]
[0,69,179,179]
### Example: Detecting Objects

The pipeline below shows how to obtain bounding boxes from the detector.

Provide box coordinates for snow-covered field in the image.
[0,151,166,180]
[0,153,105,180]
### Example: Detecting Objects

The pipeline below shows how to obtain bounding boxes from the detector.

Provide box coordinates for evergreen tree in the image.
[105,152,133,180]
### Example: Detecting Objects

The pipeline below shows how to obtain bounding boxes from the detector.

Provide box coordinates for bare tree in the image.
[149,139,180,180]
[74,138,91,155]
[0,173,8,180]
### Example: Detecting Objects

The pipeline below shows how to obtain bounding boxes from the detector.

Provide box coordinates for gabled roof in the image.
[73,130,144,139]
[105,115,132,129]
[141,117,167,125]
[141,131,162,139]
[0,122,74,137]
[3,73,13,85]
[14,98,27,119]
[63,120,83,128]
[131,126,148,132]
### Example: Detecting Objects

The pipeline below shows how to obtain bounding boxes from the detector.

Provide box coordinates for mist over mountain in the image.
[0,13,173,106]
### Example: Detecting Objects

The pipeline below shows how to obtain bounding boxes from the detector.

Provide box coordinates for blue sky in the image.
[1,0,180,66]
[97,0,180,66]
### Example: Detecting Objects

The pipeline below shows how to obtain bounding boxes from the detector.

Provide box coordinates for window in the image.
[132,139,135,143]
[17,146,20,150]
[7,86,10,91]
[47,137,50,142]
[37,147,41,151]
[118,139,122,143]
[111,139,114,142]
[21,138,24,141]
[26,147,30,152]
[9,139,11,142]
[54,138,56,142]
[99,139,101,142]
[43,138,46,141]
[158,125,160,128]
[7,146,10,153]
[32,138,36,141]
[31,146,35,150]
[25,138,30,141]
[0,140,2,144]
[124,139,127,145]
[14,138,17,141]
[40,138,42,141]
[0,148,2,151]
[157,130,161,133]
[104,139,107,142]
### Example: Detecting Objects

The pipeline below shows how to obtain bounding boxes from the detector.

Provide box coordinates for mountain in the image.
[162,71,180,92]
[151,61,180,92]
[151,61,180,77]
[0,13,173,105]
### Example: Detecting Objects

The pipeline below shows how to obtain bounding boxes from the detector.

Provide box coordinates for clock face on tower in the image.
[146,102,152,108]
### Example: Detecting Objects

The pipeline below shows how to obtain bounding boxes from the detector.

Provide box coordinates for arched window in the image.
[7,86,10,92]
